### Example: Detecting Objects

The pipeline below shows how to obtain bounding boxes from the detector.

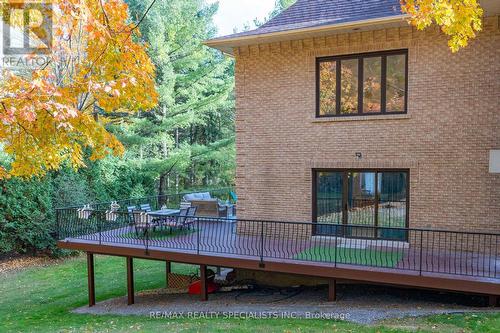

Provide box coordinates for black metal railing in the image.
[56,206,500,280]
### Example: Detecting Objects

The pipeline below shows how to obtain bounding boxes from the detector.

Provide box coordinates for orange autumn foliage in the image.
[401,0,483,52]
[0,0,158,178]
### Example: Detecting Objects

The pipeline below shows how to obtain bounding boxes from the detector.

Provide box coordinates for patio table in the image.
[148,209,180,218]
[147,209,181,229]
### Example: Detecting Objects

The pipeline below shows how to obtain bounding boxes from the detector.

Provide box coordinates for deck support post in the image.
[166,261,171,288]
[87,252,95,307]
[328,279,337,302]
[127,257,134,305]
[200,264,208,301]
[488,295,498,307]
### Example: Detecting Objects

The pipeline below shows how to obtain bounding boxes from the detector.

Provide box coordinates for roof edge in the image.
[205,14,410,55]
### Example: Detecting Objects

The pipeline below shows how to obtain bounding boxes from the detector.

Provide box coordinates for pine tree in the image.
[119,0,235,194]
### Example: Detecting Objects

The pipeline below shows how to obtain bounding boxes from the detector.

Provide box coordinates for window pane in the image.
[377,171,408,240]
[318,61,337,116]
[316,172,343,224]
[347,172,376,238]
[386,54,406,112]
[363,57,382,113]
[340,59,358,114]
[316,172,343,236]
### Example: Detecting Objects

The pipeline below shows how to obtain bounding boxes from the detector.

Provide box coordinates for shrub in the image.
[0,178,54,254]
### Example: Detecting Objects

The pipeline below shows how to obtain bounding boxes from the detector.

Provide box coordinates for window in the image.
[317,50,408,117]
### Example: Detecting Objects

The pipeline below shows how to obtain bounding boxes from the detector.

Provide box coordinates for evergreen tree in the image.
[254,0,296,26]
[268,0,296,19]
[120,0,235,194]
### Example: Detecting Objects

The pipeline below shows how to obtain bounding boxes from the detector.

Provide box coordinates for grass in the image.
[295,246,404,267]
[1,254,498,332]
[119,227,196,240]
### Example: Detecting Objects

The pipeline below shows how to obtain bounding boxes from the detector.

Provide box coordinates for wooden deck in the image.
[58,220,500,305]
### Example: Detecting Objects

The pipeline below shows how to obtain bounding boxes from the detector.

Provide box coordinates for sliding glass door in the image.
[313,169,409,240]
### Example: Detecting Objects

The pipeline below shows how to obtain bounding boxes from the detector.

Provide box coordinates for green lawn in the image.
[295,246,404,267]
[0,254,498,332]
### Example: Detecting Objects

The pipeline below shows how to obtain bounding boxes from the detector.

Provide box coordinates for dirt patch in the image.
[0,253,70,274]
[73,284,499,324]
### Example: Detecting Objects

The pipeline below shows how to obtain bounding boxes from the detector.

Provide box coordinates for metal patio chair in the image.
[127,206,138,230]
[183,206,198,230]
[132,211,158,238]
[139,204,152,212]
[162,208,188,232]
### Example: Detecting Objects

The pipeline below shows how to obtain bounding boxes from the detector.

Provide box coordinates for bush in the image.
[0,178,54,254]
[0,160,160,255]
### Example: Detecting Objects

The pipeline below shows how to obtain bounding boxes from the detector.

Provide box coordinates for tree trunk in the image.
[175,128,180,192]
[158,172,167,206]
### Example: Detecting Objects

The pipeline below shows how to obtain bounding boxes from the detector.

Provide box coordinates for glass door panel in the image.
[347,172,376,238]
[315,171,343,235]
[377,171,408,240]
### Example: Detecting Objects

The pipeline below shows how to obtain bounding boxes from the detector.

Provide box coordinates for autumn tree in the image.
[401,0,484,52]
[0,0,158,178]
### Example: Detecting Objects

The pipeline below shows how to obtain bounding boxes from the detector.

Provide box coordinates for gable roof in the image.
[206,0,406,54]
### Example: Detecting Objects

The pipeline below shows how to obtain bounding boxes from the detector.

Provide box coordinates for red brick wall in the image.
[233,17,500,233]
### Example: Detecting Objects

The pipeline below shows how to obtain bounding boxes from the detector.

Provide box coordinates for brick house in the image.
[56,0,500,305]
[206,0,500,238]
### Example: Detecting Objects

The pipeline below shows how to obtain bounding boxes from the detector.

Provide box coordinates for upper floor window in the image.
[316,50,408,117]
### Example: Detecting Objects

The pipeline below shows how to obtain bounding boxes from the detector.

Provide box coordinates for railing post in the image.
[97,211,102,245]
[495,235,499,279]
[145,219,149,255]
[334,233,338,268]
[259,220,264,267]
[197,219,200,255]
[419,230,424,276]
[55,209,60,240]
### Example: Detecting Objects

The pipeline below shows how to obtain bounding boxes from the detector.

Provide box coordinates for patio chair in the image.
[127,205,137,225]
[132,211,156,237]
[184,206,198,229]
[162,208,189,232]
[127,206,138,214]
[230,191,238,203]
[140,203,163,225]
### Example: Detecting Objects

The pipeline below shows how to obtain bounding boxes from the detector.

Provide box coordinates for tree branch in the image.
[129,0,159,33]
